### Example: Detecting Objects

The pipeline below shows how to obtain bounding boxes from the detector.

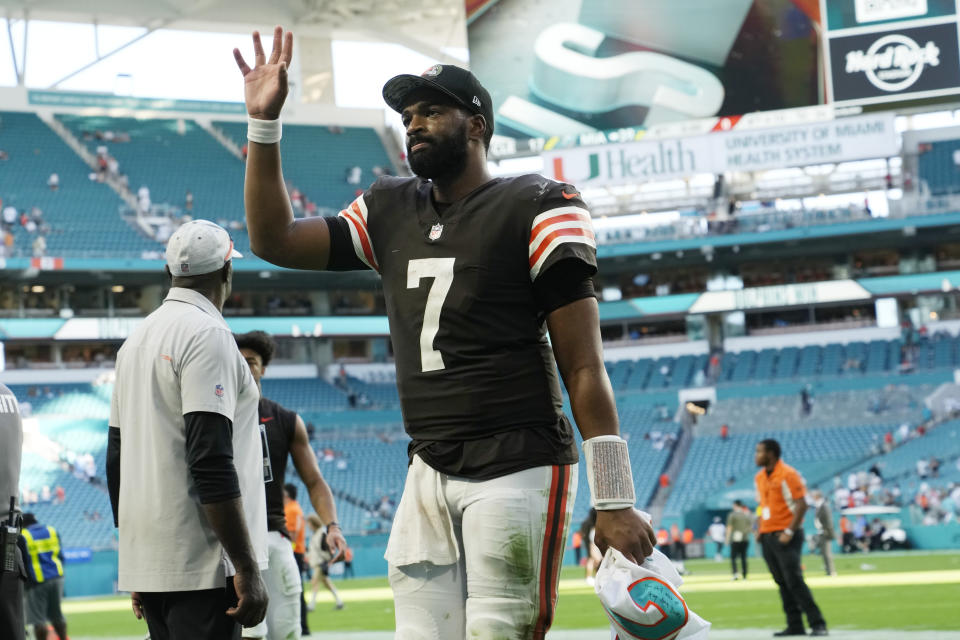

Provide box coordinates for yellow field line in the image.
[63,569,960,615]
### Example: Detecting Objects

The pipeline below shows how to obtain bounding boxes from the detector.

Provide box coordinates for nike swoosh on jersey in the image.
[261,417,274,423]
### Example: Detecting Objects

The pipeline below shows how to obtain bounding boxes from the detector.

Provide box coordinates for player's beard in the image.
[407,120,468,182]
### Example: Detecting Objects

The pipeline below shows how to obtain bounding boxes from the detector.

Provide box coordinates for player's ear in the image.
[469,113,487,144]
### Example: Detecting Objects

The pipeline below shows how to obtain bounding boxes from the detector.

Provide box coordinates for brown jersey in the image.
[327,174,597,478]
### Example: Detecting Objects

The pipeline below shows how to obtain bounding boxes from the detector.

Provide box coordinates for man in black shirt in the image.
[234,331,346,640]
[235,28,656,639]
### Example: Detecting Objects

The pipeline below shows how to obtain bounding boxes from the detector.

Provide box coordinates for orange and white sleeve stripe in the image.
[528,205,595,280]
[338,195,379,272]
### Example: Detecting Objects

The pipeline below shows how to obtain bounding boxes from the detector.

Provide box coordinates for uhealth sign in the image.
[545,113,898,187]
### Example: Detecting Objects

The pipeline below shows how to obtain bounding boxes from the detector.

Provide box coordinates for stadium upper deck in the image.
[0,98,955,265]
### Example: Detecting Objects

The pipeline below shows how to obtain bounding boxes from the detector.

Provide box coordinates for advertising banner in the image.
[827,21,960,103]
[63,548,94,564]
[543,113,898,187]
[688,280,872,314]
[824,0,954,30]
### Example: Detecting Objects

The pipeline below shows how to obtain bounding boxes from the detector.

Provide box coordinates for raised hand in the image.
[233,26,293,121]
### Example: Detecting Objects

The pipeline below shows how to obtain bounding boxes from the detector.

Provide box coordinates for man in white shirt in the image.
[2,205,16,228]
[107,220,268,640]
[707,517,726,561]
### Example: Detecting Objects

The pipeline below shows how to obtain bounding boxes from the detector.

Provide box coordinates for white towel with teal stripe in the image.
[596,546,710,640]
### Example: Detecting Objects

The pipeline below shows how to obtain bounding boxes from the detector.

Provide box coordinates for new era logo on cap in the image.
[472,95,482,108]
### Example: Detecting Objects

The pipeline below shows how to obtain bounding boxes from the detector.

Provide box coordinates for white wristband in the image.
[247,116,281,144]
[583,435,636,510]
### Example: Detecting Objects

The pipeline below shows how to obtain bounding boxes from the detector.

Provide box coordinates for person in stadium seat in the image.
[755,439,828,636]
[0,381,25,640]
[108,220,268,640]
[17,513,67,640]
[235,27,656,639]
[234,330,346,639]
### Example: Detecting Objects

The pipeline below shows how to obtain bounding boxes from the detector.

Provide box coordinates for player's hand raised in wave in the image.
[594,508,658,565]
[233,26,293,121]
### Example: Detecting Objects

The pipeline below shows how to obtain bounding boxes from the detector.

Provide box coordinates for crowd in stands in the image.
[90,141,125,186]
[20,484,65,507]
[596,199,875,247]
[141,178,333,245]
[910,480,960,526]
[313,443,401,533]
[0,197,54,258]
[837,514,896,553]
[829,415,960,530]
[643,429,678,451]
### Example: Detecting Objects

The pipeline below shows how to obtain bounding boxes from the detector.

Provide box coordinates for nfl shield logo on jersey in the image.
[428,223,443,241]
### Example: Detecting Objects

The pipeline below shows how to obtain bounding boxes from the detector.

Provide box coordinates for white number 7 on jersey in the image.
[407,258,455,372]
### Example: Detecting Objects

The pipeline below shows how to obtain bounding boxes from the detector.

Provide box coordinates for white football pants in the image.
[388,460,577,640]
[243,530,302,640]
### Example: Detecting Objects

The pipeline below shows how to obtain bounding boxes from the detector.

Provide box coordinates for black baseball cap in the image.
[382,64,494,136]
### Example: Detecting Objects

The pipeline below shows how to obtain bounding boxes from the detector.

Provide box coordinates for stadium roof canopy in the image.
[0,0,463,34]
[0,0,467,79]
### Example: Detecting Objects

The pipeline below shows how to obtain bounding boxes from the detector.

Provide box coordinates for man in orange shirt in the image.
[283,484,308,636]
[755,439,828,637]
[343,545,354,579]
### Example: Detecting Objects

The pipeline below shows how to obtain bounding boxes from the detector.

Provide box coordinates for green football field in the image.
[61,551,960,637]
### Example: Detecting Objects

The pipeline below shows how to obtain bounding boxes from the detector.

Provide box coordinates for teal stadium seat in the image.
[918,140,960,195]
[214,120,392,218]
[55,114,250,253]
[0,112,157,257]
